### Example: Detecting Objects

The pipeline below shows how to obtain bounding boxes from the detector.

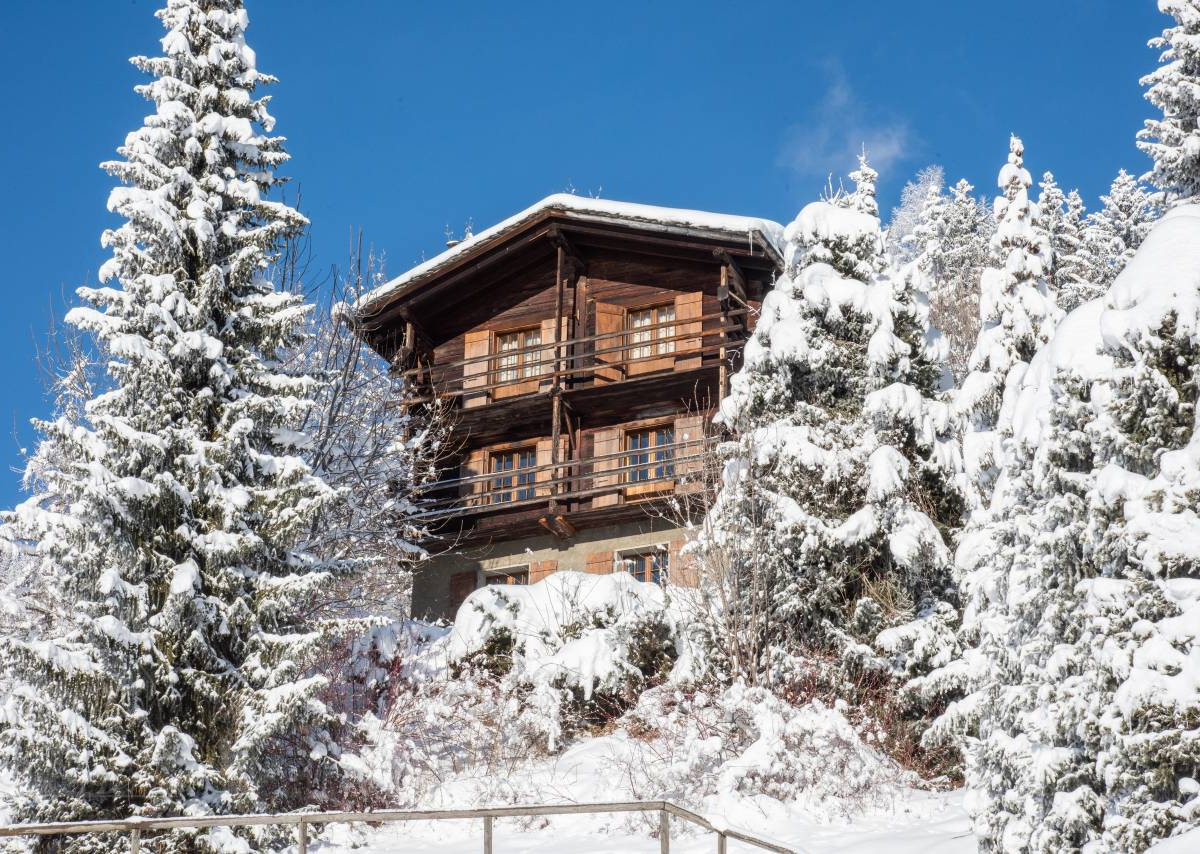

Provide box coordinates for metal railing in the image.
[0,800,801,854]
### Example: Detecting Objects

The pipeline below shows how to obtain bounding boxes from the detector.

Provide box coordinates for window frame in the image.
[616,545,670,585]
[622,423,676,497]
[488,445,538,504]
[625,302,676,374]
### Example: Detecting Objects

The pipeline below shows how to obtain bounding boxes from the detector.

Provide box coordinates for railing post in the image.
[659,809,669,854]
[298,819,308,854]
[716,831,727,854]
[130,829,140,854]
[483,815,493,854]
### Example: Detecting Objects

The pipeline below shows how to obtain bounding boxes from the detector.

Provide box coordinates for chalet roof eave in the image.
[353,194,785,322]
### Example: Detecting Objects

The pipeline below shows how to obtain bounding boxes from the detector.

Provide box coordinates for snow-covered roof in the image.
[355,194,786,314]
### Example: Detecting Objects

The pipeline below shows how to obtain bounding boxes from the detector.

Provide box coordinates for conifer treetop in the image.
[1139,0,1200,205]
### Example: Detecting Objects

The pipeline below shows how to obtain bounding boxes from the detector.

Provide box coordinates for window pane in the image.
[658,306,676,355]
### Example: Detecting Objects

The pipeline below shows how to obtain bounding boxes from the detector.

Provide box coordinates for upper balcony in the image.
[395,301,749,418]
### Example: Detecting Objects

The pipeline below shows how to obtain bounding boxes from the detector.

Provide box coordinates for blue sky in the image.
[0,0,1168,508]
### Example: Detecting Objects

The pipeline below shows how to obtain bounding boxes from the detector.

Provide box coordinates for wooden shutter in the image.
[674,291,703,370]
[529,559,558,584]
[449,570,478,612]
[668,539,698,587]
[539,317,558,382]
[591,428,622,507]
[594,303,626,383]
[585,551,613,575]
[674,413,706,493]
[533,434,569,497]
[462,329,492,407]
[461,448,490,506]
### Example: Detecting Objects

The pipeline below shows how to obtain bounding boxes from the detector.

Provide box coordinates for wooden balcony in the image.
[413,433,712,542]
[396,307,748,411]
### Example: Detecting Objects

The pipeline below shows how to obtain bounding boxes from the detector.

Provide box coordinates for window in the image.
[626,426,675,483]
[495,327,542,382]
[484,566,529,586]
[490,447,536,503]
[619,548,669,585]
[628,304,676,360]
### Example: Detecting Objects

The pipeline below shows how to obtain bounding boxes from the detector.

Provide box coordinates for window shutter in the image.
[668,538,698,587]
[449,571,478,612]
[529,559,558,584]
[463,329,492,407]
[594,303,626,383]
[673,413,707,490]
[461,448,490,505]
[585,551,613,574]
[539,317,558,381]
[674,291,703,370]
[535,437,555,496]
[591,428,621,507]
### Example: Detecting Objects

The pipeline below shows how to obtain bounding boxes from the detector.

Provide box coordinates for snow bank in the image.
[357,194,785,312]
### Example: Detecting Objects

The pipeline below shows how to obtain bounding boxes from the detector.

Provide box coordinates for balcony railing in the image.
[414,436,712,523]
[396,308,747,408]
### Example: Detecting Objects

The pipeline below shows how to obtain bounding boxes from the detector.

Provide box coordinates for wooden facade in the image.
[354,196,783,618]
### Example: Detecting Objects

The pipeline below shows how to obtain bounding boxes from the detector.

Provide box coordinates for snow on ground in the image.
[313,572,977,853]
[315,731,974,853]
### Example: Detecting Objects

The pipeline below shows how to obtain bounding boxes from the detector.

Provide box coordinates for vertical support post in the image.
[716,831,727,854]
[548,244,566,517]
[298,819,308,854]
[130,829,140,854]
[659,809,670,854]
[483,815,494,854]
[718,265,729,399]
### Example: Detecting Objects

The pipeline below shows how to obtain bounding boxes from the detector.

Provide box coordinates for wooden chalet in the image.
[354,194,784,619]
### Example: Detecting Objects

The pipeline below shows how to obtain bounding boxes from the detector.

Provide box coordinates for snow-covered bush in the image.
[442,572,694,748]
[614,683,915,821]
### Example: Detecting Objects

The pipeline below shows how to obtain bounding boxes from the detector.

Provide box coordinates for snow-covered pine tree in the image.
[1057,189,1096,312]
[1034,171,1083,298]
[951,349,1106,853]
[1077,169,1157,293]
[1077,198,1200,854]
[0,1,342,848]
[1138,0,1200,206]
[886,165,946,266]
[708,157,964,731]
[928,202,1200,854]
[958,135,1061,503]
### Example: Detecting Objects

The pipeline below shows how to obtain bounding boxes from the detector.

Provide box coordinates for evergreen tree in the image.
[1077,170,1157,294]
[708,158,965,724]
[1034,171,1085,298]
[1057,189,1095,312]
[958,135,1061,503]
[1138,0,1200,205]
[931,202,1200,854]
[0,2,341,848]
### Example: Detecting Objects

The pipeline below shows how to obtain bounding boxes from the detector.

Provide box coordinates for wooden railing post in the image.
[129,828,140,854]
[717,831,727,854]
[298,819,308,854]
[483,815,493,854]
[659,809,670,854]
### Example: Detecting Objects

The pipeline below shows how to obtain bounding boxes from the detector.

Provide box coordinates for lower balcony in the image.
[414,421,711,542]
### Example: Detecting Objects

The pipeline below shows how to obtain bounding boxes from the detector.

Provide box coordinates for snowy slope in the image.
[321,732,974,854]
